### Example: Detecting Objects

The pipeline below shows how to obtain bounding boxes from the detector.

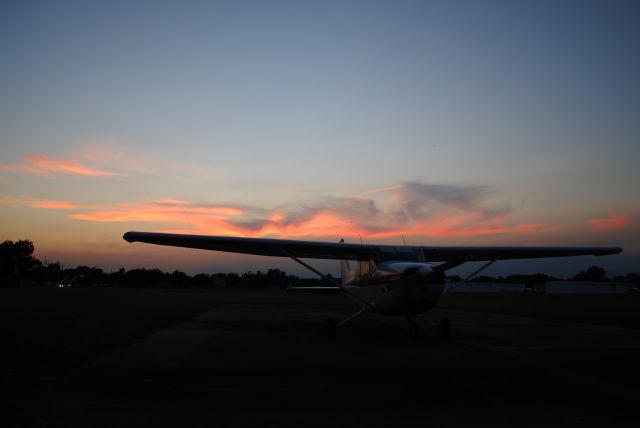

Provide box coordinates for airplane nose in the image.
[402,265,433,279]
[417,265,433,279]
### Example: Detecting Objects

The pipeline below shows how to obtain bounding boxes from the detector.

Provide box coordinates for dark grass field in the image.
[0,288,640,371]
[3,287,640,427]
[437,292,640,329]
[0,287,342,372]
[2,287,639,374]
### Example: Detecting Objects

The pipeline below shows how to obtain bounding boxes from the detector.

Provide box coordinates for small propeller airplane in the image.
[123,231,621,340]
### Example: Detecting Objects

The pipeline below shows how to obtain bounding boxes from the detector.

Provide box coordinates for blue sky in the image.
[1,0,638,277]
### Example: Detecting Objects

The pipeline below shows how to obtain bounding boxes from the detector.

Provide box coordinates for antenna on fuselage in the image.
[339,238,352,285]
[401,234,407,246]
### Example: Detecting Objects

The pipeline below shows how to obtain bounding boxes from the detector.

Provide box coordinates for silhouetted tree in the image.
[65,266,105,287]
[34,261,63,286]
[123,268,165,288]
[169,270,189,287]
[266,268,288,289]
[192,273,212,287]
[573,266,607,282]
[108,268,126,287]
[0,239,40,286]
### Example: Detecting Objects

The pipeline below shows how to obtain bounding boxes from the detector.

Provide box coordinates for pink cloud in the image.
[2,181,558,241]
[78,140,211,178]
[586,213,632,232]
[67,184,548,240]
[0,154,120,177]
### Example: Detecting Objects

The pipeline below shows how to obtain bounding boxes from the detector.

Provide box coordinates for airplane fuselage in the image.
[344,261,445,316]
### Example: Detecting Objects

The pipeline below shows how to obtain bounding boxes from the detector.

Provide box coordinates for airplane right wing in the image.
[421,246,622,262]
[124,232,621,265]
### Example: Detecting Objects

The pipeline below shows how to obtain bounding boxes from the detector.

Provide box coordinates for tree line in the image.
[1,239,638,288]
[0,239,329,289]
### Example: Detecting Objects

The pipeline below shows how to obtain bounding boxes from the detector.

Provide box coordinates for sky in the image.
[1,0,638,278]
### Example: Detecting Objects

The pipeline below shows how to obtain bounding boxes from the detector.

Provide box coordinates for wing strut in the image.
[445,256,502,294]
[433,259,467,273]
[278,247,373,309]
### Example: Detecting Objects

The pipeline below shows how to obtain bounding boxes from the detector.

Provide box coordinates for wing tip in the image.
[123,231,135,243]
[596,246,623,256]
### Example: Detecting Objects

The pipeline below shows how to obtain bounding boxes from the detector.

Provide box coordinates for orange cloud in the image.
[586,213,632,232]
[69,196,546,241]
[0,195,79,210]
[70,200,245,226]
[24,199,79,210]
[0,154,120,177]
[8,181,554,241]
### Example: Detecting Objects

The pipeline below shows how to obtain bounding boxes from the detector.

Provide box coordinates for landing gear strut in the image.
[407,318,419,342]
[416,315,453,338]
[437,318,451,338]
[324,307,366,339]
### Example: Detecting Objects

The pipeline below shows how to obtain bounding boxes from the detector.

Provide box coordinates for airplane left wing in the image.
[123,231,374,261]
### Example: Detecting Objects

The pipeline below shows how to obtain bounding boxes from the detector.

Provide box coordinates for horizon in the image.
[4,236,633,282]
[1,1,638,278]
[4,236,632,280]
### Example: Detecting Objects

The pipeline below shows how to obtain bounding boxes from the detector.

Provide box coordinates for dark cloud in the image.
[222,181,507,234]
[273,197,381,226]
[230,219,272,231]
[387,182,493,219]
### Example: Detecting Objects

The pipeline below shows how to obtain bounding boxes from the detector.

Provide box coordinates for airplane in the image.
[123,231,622,340]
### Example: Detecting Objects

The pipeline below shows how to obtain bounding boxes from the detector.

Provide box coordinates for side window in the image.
[356,259,376,276]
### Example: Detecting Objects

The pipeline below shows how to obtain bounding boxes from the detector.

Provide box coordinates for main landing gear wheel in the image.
[324,317,336,338]
[408,318,419,342]
[437,318,451,338]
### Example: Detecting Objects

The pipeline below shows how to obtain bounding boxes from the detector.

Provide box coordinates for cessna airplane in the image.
[123,231,621,340]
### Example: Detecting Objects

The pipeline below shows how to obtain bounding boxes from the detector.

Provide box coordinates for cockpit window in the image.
[374,247,425,263]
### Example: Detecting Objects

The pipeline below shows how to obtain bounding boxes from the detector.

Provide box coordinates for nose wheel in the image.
[416,315,452,338]
[437,318,451,338]
[324,317,336,338]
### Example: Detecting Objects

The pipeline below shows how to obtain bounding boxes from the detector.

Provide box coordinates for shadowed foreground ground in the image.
[4,290,640,427]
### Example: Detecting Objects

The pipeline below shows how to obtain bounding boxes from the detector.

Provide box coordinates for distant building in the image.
[447,282,526,293]
[444,281,636,294]
[545,281,634,294]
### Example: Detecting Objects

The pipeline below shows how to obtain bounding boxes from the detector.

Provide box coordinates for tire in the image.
[325,317,336,338]
[409,320,419,342]
[438,318,451,338]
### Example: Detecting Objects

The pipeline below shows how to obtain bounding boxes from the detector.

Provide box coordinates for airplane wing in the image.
[421,246,622,262]
[123,231,374,260]
[123,231,621,263]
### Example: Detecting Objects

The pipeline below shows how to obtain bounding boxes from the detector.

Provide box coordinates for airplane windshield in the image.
[374,247,425,263]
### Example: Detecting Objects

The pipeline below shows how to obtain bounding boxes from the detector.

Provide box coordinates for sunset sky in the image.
[1,0,638,277]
